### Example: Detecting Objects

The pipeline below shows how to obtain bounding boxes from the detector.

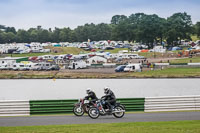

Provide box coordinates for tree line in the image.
[0,12,200,48]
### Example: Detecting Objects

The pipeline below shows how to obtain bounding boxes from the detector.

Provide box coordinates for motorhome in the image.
[68,60,87,69]
[0,64,10,70]
[12,63,28,71]
[117,54,141,59]
[123,64,142,72]
[40,55,55,60]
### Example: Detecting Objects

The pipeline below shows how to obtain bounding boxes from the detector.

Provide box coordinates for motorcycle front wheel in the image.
[88,107,100,119]
[73,106,84,116]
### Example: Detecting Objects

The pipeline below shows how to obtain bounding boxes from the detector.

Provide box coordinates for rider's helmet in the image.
[86,88,91,94]
[104,86,110,94]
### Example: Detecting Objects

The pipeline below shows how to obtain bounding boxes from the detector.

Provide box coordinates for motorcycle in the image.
[73,98,94,116]
[88,99,125,119]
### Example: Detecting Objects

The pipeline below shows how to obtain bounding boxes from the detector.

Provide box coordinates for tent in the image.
[87,56,107,64]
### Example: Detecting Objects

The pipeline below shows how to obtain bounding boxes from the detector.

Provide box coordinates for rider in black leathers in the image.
[101,87,116,112]
[84,88,98,104]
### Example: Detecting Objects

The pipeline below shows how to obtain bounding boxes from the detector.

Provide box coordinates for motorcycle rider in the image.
[101,87,116,112]
[84,88,98,104]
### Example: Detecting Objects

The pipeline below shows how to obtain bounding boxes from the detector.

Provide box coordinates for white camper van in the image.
[0,64,10,70]
[68,61,87,69]
[123,64,142,72]
[12,63,28,71]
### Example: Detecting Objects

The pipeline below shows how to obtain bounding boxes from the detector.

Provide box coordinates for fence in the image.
[118,98,145,112]
[0,96,199,116]
[0,100,30,116]
[29,98,145,115]
[145,95,200,112]
[29,99,77,115]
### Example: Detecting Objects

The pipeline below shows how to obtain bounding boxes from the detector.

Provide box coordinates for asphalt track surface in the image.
[0,111,200,127]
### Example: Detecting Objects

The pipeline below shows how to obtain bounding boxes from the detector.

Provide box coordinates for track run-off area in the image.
[0,111,200,127]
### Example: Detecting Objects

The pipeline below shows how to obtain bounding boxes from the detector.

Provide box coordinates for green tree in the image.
[165,12,193,46]
[111,15,127,25]
[0,30,6,43]
[95,23,112,41]
[0,25,6,30]
[28,28,38,42]
[16,29,30,43]
[5,32,16,43]
[52,27,61,42]
[194,22,200,38]
[59,27,72,42]
[5,27,17,34]
[127,13,166,48]
[37,29,50,43]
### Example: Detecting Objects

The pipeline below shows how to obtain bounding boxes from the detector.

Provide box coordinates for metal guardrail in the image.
[118,98,145,112]
[1,96,199,116]
[145,95,200,112]
[0,100,30,116]
[29,98,145,115]
[29,99,77,115]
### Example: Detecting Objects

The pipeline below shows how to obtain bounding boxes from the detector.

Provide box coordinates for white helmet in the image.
[104,86,110,94]
[86,88,91,94]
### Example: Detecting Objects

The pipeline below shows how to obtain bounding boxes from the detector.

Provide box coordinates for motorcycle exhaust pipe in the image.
[113,110,125,113]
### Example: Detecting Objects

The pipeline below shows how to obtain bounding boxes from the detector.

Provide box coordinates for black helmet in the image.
[86,88,91,94]
[104,86,110,94]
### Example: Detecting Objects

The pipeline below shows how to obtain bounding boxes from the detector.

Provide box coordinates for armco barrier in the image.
[29,99,77,115]
[188,63,200,66]
[2,96,199,116]
[0,100,30,116]
[145,95,200,112]
[154,63,169,66]
[169,63,188,65]
[118,98,145,112]
[30,98,145,115]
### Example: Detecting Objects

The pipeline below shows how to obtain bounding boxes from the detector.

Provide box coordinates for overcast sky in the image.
[0,0,200,30]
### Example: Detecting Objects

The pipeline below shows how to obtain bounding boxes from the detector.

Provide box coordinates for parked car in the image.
[47,65,60,71]
[115,65,126,72]
[123,64,142,72]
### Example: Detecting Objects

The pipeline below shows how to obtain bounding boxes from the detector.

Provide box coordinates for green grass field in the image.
[131,67,200,78]
[104,48,129,53]
[168,57,200,63]
[2,47,86,57]
[0,67,200,79]
[2,48,130,57]
[0,120,200,133]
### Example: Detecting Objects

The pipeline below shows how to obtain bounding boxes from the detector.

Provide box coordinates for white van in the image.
[12,63,28,71]
[68,61,87,69]
[123,64,142,72]
[0,64,9,70]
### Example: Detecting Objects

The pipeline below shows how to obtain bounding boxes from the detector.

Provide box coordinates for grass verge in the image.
[168,57,200,63]
[0,67,200,79]
[129,67,200,78]
[0,120,200,133]
[3,47,86,57]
